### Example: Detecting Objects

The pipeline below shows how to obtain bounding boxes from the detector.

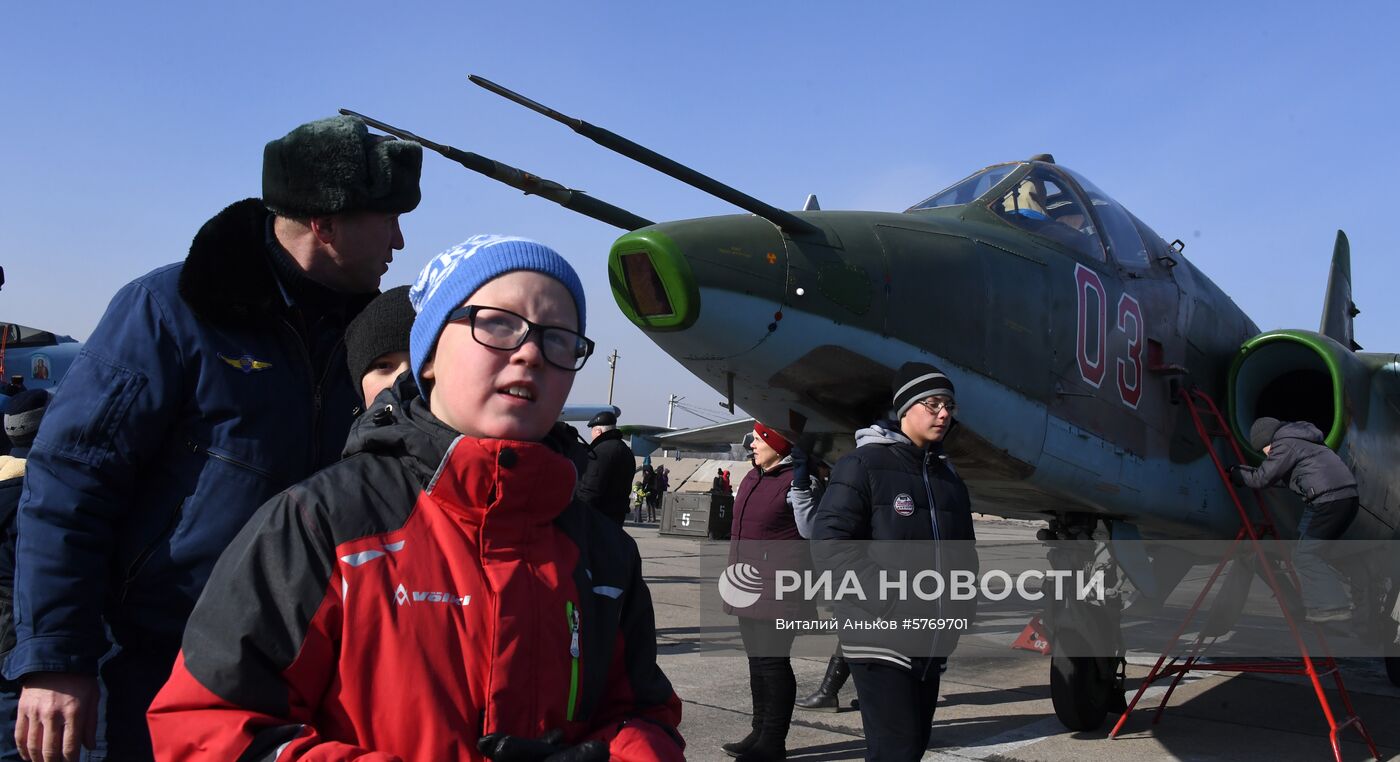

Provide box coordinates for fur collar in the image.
[177,199,286,328]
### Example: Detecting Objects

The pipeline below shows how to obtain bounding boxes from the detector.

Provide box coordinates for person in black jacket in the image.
[812,362,978,761]
[1230,417,1360,622]
[576,410,636,524]
[0,390,48,762]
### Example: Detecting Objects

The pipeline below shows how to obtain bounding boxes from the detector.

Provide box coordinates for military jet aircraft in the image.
[342,77,1400,731]
[1,268,83,396]
[0,321,80,396]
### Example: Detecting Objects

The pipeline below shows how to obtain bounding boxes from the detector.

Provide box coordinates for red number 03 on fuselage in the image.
[1075,263,1144,409]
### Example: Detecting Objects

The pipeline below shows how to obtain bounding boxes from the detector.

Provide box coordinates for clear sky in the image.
[2,2,1396,428]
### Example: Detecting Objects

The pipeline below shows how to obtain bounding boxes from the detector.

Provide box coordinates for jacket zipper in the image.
[923,449,946,634]
[187,440,273,480]
[922,450,942,542]
[566,600,581,722]
[279,320,341,471]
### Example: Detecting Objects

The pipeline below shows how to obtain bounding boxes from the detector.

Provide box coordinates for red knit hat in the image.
[753,422,792,457]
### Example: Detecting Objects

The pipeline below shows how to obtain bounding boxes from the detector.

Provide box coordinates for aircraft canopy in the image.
[909,160,1169,271]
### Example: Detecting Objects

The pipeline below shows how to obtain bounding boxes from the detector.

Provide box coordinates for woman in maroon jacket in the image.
[722,423,819,761]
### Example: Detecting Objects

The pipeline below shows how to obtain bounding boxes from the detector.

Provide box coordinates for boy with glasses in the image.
[812,362,978,761]
[149,236,684,761]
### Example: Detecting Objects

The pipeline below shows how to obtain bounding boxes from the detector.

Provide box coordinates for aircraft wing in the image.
[624,417,755,450]
[559,404,621,423]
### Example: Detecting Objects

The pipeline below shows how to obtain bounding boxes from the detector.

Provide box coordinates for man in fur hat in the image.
[7,115,421,761]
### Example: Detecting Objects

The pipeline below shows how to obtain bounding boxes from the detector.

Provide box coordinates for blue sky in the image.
[2,2,1396,427]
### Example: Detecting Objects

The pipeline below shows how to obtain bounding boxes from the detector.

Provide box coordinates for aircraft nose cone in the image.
[608,215,789,358]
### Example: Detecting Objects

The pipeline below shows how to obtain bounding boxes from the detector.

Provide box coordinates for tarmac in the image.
[629,515,1400,761]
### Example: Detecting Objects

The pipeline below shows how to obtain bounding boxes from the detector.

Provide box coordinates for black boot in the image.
[737,663,794,761]
[723,667,766,757]
[795,655,849,712]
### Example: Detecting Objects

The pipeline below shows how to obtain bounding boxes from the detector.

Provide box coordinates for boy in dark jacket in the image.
[149,235,683,761]
[813,362,978,761]
[1231,417,1359,622]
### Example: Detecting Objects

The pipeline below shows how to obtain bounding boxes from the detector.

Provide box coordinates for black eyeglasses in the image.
[917,398,957,415]
[446,305,595,371]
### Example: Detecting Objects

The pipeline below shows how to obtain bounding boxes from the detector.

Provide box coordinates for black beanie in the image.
[1249,417,1283,451]
[263,115,423,218]
[892,361,955,418]
[4,389,50,452]
[345,286,415,383]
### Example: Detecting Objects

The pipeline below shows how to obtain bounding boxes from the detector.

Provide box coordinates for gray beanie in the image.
[1249,417,1283,451]
[263,115,423,218]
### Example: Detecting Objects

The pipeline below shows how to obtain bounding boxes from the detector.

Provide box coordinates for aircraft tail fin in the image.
[1319,230,1362,351]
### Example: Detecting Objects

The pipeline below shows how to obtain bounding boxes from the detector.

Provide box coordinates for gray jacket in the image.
[1238,421,1358,503]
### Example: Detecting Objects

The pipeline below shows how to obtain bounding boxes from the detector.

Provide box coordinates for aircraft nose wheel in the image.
[1050,631,1121,731]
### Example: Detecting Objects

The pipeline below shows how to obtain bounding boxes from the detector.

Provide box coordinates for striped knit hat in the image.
[892,362,955,418]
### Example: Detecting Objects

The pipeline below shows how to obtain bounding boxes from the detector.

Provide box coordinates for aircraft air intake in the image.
[1228,330,1369,453]
[607,228,701,332]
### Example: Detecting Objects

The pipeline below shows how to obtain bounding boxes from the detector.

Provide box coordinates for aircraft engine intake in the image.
[1228,329,1367,453]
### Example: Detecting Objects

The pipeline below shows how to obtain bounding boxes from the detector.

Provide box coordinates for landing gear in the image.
[1051,632,1118,730]
[1041,514,1127,732]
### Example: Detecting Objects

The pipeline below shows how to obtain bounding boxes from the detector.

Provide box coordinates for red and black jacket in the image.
[148,384,683,760]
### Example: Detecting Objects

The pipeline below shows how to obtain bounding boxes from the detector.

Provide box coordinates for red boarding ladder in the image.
[1109,387,1378,762]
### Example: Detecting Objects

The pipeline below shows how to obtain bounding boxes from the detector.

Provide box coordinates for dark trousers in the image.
[0,640,172,762]
[0,674,21,762]
[737,617,797,746]
[1295,496,1359,613]
[83,639,179,761]
[737,615,797,682]
[849,658,943,761]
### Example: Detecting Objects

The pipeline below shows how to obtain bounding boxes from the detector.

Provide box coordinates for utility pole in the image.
[667,394,682,428]
[606,349,619,405]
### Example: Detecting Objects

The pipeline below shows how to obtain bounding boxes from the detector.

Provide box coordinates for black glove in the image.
[1228,465,1246,487]
[791,445,811,490]
[477,729,608,762]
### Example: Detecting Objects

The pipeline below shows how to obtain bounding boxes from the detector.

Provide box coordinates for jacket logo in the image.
[394,582,470,607]
[893,493,915,517]
[218,353,273,374]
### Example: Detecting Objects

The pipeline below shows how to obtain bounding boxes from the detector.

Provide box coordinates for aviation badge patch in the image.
[893,493,915,517]
[218,353,273,374]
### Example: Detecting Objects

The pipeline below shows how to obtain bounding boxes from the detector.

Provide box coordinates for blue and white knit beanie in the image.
[408,235,587,391]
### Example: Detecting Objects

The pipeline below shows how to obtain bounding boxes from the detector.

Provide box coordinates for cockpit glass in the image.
[907,163,1021,211]
[1059,167,1151,268]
